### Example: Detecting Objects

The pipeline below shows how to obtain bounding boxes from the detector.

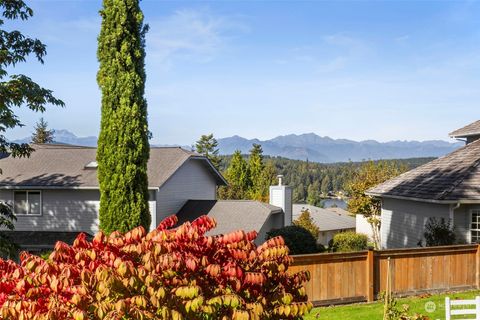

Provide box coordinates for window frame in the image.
[13,190,42,216]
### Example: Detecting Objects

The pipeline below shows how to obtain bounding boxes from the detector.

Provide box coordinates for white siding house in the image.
[0,144,288,251]
[368,120,480,249]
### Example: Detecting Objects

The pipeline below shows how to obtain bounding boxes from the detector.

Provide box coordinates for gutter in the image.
[366,192,480,205]
[0,186,160,191]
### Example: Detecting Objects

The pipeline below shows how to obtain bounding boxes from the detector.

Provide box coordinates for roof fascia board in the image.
[366,192,480,204]
[0,186,159,190]
[449,133,480,138]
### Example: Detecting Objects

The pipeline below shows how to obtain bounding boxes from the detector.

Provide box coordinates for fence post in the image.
[476,244,480,289]
[366,249,374,302]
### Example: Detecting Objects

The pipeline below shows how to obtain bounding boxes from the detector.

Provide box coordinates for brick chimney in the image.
[269,175,293,227]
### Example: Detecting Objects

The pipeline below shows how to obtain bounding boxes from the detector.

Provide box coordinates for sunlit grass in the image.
[304,290,480,320]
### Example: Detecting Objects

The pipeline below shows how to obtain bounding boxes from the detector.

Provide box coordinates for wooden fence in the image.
[290,244,480,306]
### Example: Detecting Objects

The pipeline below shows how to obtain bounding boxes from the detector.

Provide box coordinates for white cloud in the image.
[146,9,247,67]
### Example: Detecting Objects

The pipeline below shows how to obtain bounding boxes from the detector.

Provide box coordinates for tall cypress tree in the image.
[96,0,150,233]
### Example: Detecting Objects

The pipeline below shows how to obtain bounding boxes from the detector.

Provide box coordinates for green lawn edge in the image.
[304,290,480,320]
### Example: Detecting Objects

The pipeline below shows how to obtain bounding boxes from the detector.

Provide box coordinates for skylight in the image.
[84,161,98,169]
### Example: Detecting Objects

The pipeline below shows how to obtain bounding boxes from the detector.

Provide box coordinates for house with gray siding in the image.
[367,120,480,249]
[0,144,289,252]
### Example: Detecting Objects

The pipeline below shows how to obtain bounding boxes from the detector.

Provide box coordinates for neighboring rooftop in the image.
[292,204,355,231]
[0,144,226,189]
[176,200,282,236]
[449,120,480,139]
[367,138,480,202]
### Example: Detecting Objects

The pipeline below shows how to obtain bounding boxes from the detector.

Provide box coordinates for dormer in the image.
[449,120,480,145]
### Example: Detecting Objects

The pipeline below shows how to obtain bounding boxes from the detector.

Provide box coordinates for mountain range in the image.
[14,130,463,163]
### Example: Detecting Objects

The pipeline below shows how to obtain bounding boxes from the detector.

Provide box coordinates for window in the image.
[13,191,41,215]
[471,210,480,243]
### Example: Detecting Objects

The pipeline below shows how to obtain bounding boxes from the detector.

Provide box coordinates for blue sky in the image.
[5,0,480,144]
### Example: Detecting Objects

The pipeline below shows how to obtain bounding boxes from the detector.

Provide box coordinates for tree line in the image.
[195,134,433,206]
[220,154,432,205]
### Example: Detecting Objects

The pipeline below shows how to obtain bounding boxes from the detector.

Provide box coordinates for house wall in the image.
[1,189,100,235]
[356,214,376,241]
[380,198,450,249]
[454,204,480,244]
[318,228,356,246]
[257,212,284,245]
[154,159,217,229]
[0,189,156,235]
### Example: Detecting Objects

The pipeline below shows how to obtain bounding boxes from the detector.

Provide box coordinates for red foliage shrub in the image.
[0,215,312,319]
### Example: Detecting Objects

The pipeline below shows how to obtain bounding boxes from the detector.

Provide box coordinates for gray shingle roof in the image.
[176,200,282,235]
[450,120,480,138]
[0,144,226,188]
[292,204,355,231]
[367,138,480,202]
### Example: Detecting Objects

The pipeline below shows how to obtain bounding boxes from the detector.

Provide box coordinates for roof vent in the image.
[84,161,98,169]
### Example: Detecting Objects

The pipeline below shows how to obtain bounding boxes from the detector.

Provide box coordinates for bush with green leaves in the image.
[424,217,456,247]
[267,226,318,255]
[331,232,368,252]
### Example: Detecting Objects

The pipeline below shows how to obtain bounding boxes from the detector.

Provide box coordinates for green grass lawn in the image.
[304,290,480,320]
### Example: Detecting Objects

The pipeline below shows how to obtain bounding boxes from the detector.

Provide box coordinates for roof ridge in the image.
[373,139,478,192]
[32,143,96,149]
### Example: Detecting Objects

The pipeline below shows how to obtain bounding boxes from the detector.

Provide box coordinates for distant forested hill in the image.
[219,155,434,204]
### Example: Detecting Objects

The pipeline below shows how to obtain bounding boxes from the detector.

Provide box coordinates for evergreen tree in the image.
[248,144,265,200]
[293,182,306,203]
[195,134,221,169]
[31,118,54,144]
[258,160,277,201]
[219,150,250,199]
[306,181,322,207]
[321,175,332,195]
[96,0,150,233]
[293,209,320,239]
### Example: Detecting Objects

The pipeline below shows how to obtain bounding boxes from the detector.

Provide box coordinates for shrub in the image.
[293,209,320,239]
[424,217,456,246]
[331,232,368,252]
[0,215,312,319]
[267,226,318,255]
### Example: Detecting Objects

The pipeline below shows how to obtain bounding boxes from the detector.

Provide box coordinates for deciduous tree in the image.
[0,0,63,256]
[97,0,150,233]
[346,161,406,249]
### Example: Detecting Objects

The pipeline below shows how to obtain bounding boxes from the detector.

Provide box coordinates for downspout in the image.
[449,202,460,224]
